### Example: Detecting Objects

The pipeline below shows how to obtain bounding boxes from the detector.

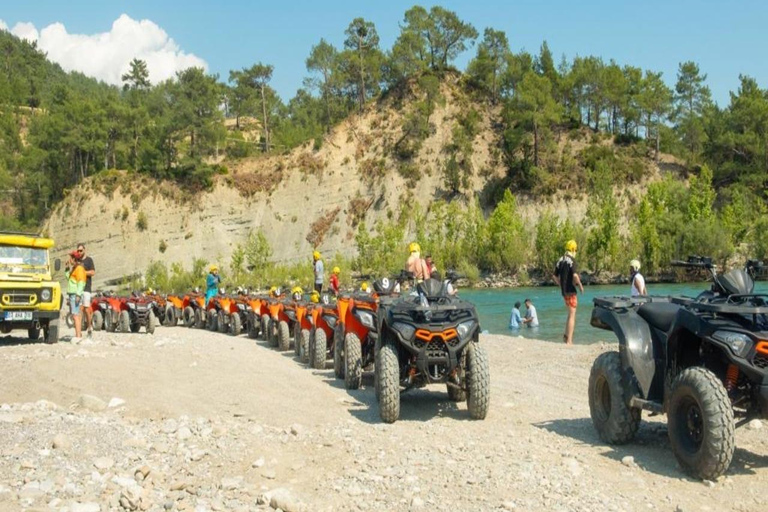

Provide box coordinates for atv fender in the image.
[591,306,655,399]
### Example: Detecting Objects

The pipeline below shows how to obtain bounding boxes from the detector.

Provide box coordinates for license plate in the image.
[4,311,33,321]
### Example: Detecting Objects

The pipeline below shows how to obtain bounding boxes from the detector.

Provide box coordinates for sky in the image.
[0,0,766,106]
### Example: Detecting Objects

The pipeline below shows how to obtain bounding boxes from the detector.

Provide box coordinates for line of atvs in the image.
[83,271,490,424]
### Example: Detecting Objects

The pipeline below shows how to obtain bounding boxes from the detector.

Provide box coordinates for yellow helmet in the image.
[310,291,320,303]
[630,259,641,271]
[361,282,370,292]
[332,266,340,275]
[291,286,304,295]
[146,288,154,295]
[313,250,321,260]
[565,240,578,253]
[210,264,218,272]
[408,242,421,253]
[269,286,278,297]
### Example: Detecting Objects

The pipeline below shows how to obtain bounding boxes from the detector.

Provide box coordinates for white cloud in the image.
[0,14,207,86]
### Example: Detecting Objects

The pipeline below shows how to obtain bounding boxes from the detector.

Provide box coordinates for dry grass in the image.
[306,207,341,248]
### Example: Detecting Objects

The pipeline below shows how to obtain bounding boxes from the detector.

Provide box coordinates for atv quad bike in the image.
[206,293,233,334]
[226,292,251,336]
[182,291,206,329]
[589,256,768,480]
[309,296,339,370]
[246,294,269,340]
[266,290,292,351]
[335,273,404,389]
[90,292,124,332]
[375,272,489,423]
[124,292,159,334]
[164,294,184,326]
[291,298,313,363]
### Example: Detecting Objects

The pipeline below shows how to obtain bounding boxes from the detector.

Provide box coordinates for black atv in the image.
[124,292,159,334]
[589,256,768,480]
[375,272,490,423]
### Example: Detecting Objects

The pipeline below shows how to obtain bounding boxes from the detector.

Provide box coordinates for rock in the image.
[0,412,24,423]
[220,477,242,491]
[20,459,37,470]
[346,484,363,497]
[108,397,127,408]
[176,427,193,440]
[747,419,763,430]
[190,449,207,462]
[252,457,265,468]
[410,496,424,509]
[268,488,305,512]
[703,479,716,488]
[93,457,115,471]
[52,433,72,450]
[621,456,635,467]
[261,469,277,480]
[161,419,178,434]
[71,503,101,512]
[121,485,143,510]
[289,424,303,436]
[501,501,517,510]
[78,394,108,412]
[170,481,188,491]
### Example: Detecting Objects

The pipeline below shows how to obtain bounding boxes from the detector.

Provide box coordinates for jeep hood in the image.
[0,272,52,282]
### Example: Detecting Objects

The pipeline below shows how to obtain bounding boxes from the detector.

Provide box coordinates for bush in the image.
[136,211,148,231]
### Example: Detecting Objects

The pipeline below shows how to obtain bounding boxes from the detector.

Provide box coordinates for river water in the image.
[460,281,768,344]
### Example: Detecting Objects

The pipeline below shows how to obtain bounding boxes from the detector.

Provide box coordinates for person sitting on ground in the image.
[630,259,647,296]
[406,242,430,282]
[65,251,86,339]
[330,266,341,296]
[509,301,522,330]
[522,298,539,328]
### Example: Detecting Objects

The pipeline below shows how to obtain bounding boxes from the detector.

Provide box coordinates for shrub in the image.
[136,211,148,231]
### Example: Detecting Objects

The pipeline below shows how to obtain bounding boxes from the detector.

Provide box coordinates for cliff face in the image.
[43,79,662,289]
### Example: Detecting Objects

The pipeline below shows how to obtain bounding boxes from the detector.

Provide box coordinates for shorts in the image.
[314,283,323,293]
[69,294,81,315]
[82,291,92,308]
[564,294,578,308]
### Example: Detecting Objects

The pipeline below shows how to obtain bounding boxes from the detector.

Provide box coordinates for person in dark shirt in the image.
[77,243,96,337]
[553,240,584,345]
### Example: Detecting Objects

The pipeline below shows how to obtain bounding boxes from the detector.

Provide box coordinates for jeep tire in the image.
[668,367,735,480]
[44,318,59,344]
[588,351,641,444]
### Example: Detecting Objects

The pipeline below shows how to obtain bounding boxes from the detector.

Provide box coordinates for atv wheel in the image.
[184,307,195,327]
[466,343,490,420]
[92,310,104,331]
[66,313,75,328]
[130,321,140,333]
[312,328,327,370]
[299,329,311,364]
[261,314,270,342]
[217,311,228,333]
[668,367,735,480]
[208,311,217,331]
[44,319,59,344]
[28,326,40,340]
[333,325,344,379]
[164,306,176,326]
[119,311,130,333]
[344,332,363,389]
[277,320,291,351]
[267,318,278,347]
[377,343,400,423]
[194,309,205,329]
[293,323,302,357]
[231,313,242,336]
[147,311,158,334]
[588,351,641,444]
[248,314,259,339]
[105,310,116,332]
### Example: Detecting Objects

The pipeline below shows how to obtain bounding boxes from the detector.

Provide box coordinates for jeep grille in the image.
[1,290,38,306]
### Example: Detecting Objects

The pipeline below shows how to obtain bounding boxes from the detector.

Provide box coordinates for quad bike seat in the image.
[637,302,680,332]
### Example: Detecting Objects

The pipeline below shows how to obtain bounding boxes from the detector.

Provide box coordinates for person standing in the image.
[205,265,220,306]
[313,251,324,293]
[329,266,340,296]
[553,240,584,345]
[522,298,539,327]
[508,301,522,330]
[406,242,429,282]
[66,251,86,339]
[77,244,95,337]
[424,255,434,276]
[630,259,647,296]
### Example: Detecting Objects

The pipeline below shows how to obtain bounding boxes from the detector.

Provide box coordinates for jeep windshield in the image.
[0,244,49,273]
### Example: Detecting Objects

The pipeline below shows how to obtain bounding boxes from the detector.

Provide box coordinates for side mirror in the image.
[54,259,61,272]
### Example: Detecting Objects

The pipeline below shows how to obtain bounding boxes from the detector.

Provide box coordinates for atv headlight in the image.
[713,330,752,357]
[128,302,135,309]
[40,288,52,302]
[457,320,477,341]
[392,322,415,341]
[357,311,375,329]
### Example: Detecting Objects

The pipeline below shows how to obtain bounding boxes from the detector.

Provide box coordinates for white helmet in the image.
[630,259,641,272]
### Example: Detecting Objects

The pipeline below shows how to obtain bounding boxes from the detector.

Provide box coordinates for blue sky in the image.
[1,0,766,105]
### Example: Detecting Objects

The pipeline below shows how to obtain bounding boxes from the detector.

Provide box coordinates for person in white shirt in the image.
[522,298,539,328]
[630,259,647,296]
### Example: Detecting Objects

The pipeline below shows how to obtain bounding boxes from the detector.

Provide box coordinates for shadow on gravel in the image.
[0,334,51,347]
[318,373,472,425]
[534,417,768,478]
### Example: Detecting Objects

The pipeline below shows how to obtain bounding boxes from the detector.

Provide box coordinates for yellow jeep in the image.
[0,232,62,343]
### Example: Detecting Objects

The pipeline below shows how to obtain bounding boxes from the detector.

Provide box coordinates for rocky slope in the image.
[1,326,766,512]
[43,78,670,289]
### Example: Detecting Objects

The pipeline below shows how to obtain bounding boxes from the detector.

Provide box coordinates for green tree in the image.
[483,190,527,272]
[674,61,712,161]
[121,58,151,91]
[305,39,341,129]
[467,28,510,103]
[637,70,673,159]
[342,18,382,111]
[511,73,562,167]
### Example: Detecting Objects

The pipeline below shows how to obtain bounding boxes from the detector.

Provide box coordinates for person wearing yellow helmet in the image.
[205,264,221,306]
[360,282,370,293]
[291,286,304,301]
[553,239,584,345]
[330,266,341,296]
[269,286,278,298]
[406,242,429,281]
[309,290,320,303]
[313,250,324,294]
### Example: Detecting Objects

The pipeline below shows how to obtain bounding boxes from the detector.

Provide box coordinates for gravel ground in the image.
[0,325,766,512]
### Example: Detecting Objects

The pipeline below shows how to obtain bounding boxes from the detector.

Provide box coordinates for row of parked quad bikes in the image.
[76,271,490,424]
